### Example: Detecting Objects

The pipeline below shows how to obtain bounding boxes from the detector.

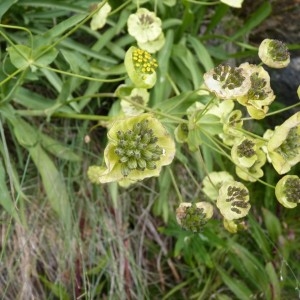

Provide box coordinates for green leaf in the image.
[7,45,32,69]
[231,2,271,40]
[33,46,58,67]
[262,208,282,242]
[265,262,281,300]
[0,0,18,20]
[28,144,71,228]
[40,134,81,162]
[216,266,252,300]
[188,35,214,72]
[0,158,20,222]
[60,49,90,73]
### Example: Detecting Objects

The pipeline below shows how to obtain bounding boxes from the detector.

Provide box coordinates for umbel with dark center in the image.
[114,119,164,176]
[226,186,249,214]
[213,64,245,90]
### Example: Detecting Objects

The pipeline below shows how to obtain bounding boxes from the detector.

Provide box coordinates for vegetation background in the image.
[0,0,299,299]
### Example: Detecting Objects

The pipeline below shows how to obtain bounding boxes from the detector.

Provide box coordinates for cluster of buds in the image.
[176,202,214,232]
[275,175,300,208]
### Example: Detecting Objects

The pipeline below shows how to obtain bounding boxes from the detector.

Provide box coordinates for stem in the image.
[122,97,189,124]
[265,102,300,117]
[35,64,126,83]
[168,168,183,203]
[0,68,25,87]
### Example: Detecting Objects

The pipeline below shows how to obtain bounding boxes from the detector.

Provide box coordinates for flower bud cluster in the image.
[132,48,158,77]
[176,202,214,232]
[114,120,163,176]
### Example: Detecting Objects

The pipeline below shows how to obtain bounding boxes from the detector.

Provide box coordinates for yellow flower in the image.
[99,113,175,184]
[125,47,158,89]
[258,39,290,69]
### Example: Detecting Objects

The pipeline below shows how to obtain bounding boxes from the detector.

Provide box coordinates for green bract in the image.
[202,171,234,201]
[99,113,175,183]
[127,8,162,44]
[275,175,300,208]
[176,202,214,232]
[203,64,251,100]
[125,47,158,89]
[217,181,251,220]
[266,112,300,174]
[137,32,165,54]
[237,63,275,120]
[258,39,290,69]
[90,2,111,30]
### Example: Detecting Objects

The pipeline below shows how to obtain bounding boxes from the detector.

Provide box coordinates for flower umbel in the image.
[258,39,290,69]
[217,181,251,220]
[176,202,214,232]
[204,64,251,100]
[275,175,300,208]
[125,46,158,89]
[99,113,175,183]
[266,112,300,174]
[127,8,162,44]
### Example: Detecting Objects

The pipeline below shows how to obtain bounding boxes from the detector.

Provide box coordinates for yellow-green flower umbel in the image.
[176,202,214,232]
[127,8,162,44]
[265,112,300,174]
[237,63,275,119]
[258,39,290,69]
[275,175,300,209]
[217,181,251,220]
[98,113,175,183]
[125,47,158,89]
[203,64,251,100]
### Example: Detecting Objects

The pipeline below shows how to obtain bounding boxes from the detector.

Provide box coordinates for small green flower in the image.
[217,181,251,220]
[203,64,251,100]
[117,86,149,116]
[266,112,300,174]
[202,171,234,201]
[275,175,300,208]
[223,218,247,234]
[220,110,244,146]
[258,39,290,69]
[127,8,162,44]
[125,46,158,89]
[235,149,266,182]
[237,63,275,120]
[99,113,175,183]
[231,137,264,168]
[137,32,165,54]
[220,0,244,8]
[87,165,106,184]
[174,123,189,143]
[176,202,214,232]
[90,2,111,30]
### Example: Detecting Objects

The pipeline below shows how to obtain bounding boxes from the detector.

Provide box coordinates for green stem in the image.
[186,0,220,5]
[235,127,267,142]
[168,168,183,203]
[122,97,189,124]
[0,67,25,87]
[265,102,300,117]
[66,93,116,104]
[36,64,126,83]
